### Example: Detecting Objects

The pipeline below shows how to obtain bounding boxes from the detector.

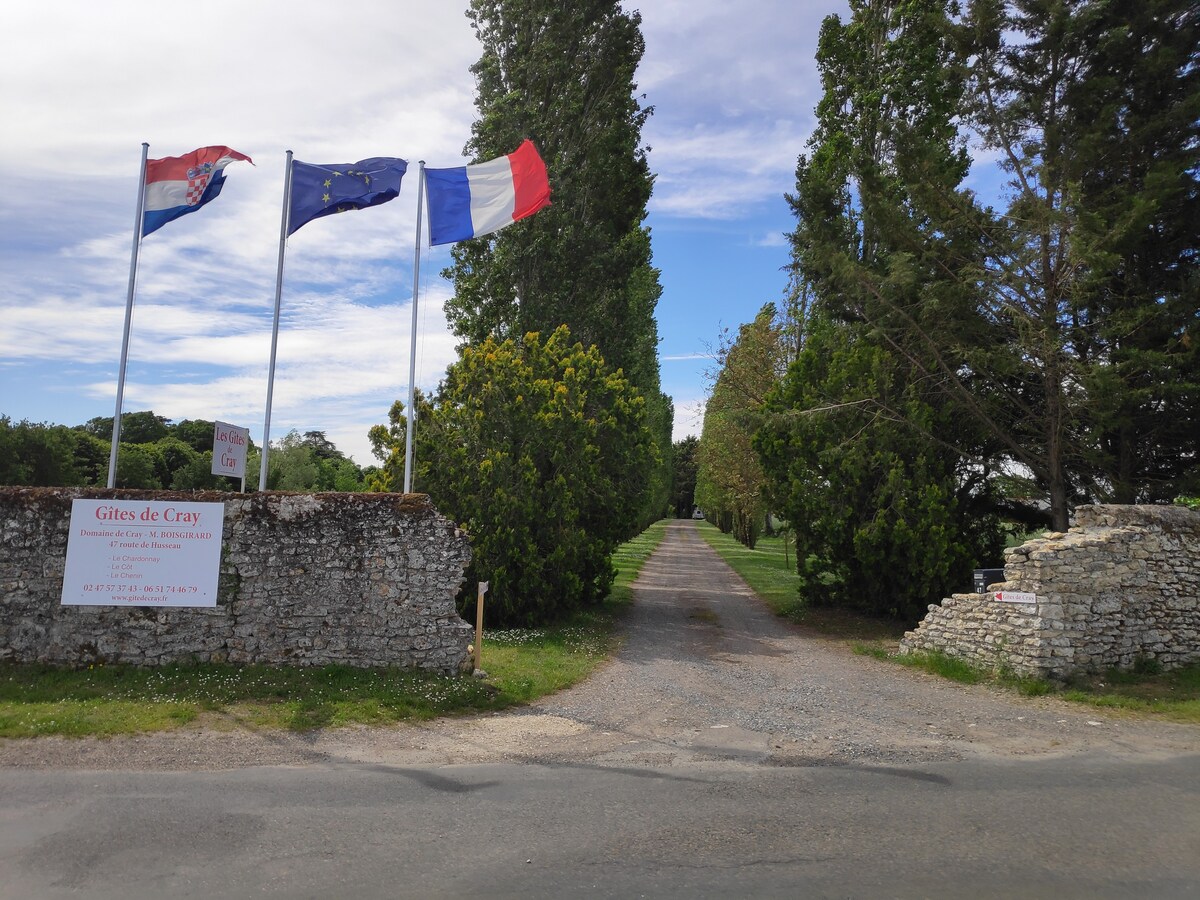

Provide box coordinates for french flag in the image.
[424,140,551,246]
[142,145,253,236]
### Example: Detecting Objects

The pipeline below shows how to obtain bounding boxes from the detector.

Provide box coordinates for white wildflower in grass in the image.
[488,628,551,646]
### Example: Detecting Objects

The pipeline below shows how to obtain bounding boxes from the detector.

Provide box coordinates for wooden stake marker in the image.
[474,581,489,674]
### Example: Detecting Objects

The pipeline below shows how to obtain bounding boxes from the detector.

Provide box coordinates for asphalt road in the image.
[1,521,1198,898]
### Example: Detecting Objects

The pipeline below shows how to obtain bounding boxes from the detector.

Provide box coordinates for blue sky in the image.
[0,0,850,465]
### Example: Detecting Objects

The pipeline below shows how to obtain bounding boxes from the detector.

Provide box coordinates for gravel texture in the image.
[2,520,1196,772]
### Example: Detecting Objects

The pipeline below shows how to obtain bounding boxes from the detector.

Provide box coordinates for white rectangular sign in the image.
[211,421,249,478]
[61,500,224,607]
[994,590,1037,604]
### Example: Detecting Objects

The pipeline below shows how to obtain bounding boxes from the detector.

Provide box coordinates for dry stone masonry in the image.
[0,488,474,674]
[901,505,1200,679]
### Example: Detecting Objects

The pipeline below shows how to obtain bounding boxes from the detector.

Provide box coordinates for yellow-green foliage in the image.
[414,326,657,625]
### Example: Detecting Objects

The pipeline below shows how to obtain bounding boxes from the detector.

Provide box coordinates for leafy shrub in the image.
[411,327,656,625]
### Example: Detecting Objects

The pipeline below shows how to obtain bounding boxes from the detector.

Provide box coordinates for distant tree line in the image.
[697,0,1199,623]
[669,436,699,520]
[0,412,372,492]
[695,305,786,548]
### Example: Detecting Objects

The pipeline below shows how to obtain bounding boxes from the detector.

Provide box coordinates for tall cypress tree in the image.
[445,0,671,527]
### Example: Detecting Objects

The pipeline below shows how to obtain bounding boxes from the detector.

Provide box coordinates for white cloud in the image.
[0,2,480,175]
[647,121,806,218]
[755,230,789,248]
[638,1,847,219]
[76,290,460,466]
[672,396,706,442]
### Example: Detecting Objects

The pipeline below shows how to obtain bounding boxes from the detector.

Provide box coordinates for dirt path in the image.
[4,520,1197,771]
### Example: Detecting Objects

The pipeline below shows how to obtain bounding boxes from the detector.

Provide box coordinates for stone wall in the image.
[0,488,474,674]
[900,505,1200,680]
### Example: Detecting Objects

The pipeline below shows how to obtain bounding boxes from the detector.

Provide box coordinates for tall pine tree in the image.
[949,0,1200,521]
[778,0,1199,534]
[1062,0,1200,502]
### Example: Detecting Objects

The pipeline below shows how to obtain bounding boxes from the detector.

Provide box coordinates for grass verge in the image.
[0,520,671,739]
[695,520,1200,723]
[869,647,1200,724]
[1057,663,1200,724]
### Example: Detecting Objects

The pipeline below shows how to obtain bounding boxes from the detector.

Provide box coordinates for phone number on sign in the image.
[81,584,199,595]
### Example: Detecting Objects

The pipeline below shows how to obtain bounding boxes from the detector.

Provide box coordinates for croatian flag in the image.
[424,140,551,246]
[142,146,253,236]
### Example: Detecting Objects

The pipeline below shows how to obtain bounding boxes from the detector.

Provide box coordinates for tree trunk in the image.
[1044,358,1071,532]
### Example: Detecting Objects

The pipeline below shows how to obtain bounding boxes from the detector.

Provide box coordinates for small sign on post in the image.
[474,581,489,674]
[212,421,250,490]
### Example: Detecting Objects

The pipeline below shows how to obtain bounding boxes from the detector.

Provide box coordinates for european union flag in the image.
[288,157,408,235]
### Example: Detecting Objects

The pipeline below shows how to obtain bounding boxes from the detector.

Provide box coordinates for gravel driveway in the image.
[4,520,1197,771]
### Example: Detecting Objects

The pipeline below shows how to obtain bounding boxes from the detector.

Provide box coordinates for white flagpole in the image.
[260,150,294,491]
[403,161,425,494]
[108,142,149,488]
